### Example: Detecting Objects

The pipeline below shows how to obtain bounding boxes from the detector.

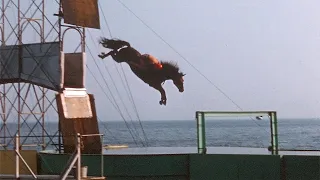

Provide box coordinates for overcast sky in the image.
[25,0,320,121]
[80,0,320,121]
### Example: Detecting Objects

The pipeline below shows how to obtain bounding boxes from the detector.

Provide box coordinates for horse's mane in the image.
[160,61,184,75]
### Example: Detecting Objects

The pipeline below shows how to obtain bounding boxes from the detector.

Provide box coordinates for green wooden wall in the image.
[38,153,288,180]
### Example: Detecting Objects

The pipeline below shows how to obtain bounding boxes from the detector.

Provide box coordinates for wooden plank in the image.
[57,94,101,154]
[61,0,100,29]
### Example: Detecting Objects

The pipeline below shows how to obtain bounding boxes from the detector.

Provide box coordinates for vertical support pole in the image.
[196,111,206,154]
[1,85,6,147]
[269,112,279,155]
[0,0,5,145]
[41,0,45,43]
[82,27,86,52]
[57,0,63,153]
[1,0,5,146]
[76,133,81,180]
[41,87,45,150]
[41,0,46,151]
[1,0,4,45]
[15,134,19,179]
[17,0,22,150]
[101,134,104,177]
[2,85,6,147]
[58,122,62,153]
[0,4,5,142]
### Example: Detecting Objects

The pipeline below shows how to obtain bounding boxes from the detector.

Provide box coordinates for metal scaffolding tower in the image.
[0,0,101,152]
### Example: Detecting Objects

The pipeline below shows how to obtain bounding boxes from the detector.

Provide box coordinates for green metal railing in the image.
[195,111,279,155]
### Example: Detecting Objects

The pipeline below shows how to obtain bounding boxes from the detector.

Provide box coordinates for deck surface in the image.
[102,146,320,156]
[40,146,320,156]
[0,175,105,180]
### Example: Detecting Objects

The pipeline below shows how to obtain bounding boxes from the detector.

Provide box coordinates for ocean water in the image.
[1,118,320,151]
[101,118,320,150]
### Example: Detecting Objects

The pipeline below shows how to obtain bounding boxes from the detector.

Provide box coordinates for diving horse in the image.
[98,38,185,105]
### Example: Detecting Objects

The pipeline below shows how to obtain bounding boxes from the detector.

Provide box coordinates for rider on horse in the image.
[141,54,163,70]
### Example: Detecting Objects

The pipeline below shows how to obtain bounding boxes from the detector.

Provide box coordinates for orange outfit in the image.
[142,54,162,69]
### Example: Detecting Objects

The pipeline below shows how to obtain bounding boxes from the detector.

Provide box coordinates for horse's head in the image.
[160,61,186,93]
[173,72,186,92]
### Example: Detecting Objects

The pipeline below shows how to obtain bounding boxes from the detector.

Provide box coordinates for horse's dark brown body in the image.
[98,38,185,105]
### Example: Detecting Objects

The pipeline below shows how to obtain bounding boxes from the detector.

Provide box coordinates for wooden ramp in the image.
[56,88,101,154]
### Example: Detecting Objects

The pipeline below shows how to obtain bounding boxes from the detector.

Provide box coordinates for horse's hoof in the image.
[159,100,166,105]
[159,99,166,105]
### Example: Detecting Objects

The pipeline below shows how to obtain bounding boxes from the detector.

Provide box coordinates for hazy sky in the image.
[79,0,320,121]
[78,0,320,121]
[8,0,320,121]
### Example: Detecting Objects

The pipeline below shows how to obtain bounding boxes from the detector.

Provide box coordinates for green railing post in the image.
[196,111,206,154]
[269,112,279,155]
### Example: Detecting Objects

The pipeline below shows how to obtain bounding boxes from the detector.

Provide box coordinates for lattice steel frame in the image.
[0,0,86,150]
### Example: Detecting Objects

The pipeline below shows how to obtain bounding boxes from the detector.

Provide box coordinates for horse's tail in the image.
[99,37,131,50]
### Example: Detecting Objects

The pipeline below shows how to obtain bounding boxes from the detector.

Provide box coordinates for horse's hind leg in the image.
[98,51,117,60]
[98,52,108,59]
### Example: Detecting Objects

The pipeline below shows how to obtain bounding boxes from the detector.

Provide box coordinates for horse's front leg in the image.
[154,85,166,105]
